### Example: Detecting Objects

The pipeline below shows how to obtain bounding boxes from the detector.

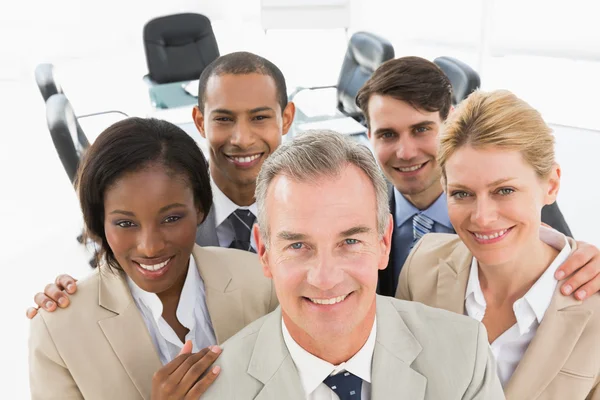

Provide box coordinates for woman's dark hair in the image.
[76,117,212,270]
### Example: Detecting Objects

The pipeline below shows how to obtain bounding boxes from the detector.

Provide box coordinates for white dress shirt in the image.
[127,255,217,365]
[465,226,571,387]
[282,318,376,400]
[211,178,258,251]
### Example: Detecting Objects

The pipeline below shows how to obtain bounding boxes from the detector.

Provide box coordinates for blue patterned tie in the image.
[323,371,362,400]
[412,212,434,246]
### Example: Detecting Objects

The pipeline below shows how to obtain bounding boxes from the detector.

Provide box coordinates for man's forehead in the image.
[206,73,278,98]
[369,95,441,125]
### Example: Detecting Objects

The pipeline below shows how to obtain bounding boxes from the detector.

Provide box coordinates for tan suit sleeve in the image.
[29,314,83,400]
[396,236,428,301]
[462,323,505,400]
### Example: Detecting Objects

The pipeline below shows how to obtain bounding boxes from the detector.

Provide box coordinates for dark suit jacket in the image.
[196,205,220,247]
[378,183,573,297]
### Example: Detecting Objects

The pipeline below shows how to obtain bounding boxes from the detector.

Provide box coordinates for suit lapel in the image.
[248,309,305,400]
[504,285,592,399]
[371,297,427,400]
[193,246,245,344]
[97,269,162,400]
[196,205,219,247]
[435,242,471,314]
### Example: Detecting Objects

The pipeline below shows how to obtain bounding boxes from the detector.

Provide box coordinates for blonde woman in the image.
[396,90,599,399]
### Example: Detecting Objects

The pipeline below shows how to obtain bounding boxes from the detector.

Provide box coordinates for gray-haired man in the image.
[202,130,504,400]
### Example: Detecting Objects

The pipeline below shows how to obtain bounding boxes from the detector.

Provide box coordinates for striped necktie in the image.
[412,212,434,245]
[228,209,256,253]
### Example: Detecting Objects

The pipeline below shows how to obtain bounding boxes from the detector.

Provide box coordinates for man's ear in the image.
[544,163,561,205]
[378,214,394,271]
[281,102,296,136]
[192,106,206,139]
[253,224,272,278]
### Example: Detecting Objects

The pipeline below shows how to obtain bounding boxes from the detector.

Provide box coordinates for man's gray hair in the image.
[255,130,390,246]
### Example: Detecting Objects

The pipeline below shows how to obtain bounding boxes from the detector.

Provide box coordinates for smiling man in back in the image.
[193,52,295,252]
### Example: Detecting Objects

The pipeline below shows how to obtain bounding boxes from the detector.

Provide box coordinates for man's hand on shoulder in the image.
[26,274,78,319]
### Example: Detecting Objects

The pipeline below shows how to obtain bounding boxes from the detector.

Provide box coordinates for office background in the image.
[1,0,598,396]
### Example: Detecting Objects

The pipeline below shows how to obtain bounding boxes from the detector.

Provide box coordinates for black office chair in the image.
[143,13,220,85]
[433,56,480,105]
[290,31,394,123]
[45,94,87,184]
[337,32,395,119]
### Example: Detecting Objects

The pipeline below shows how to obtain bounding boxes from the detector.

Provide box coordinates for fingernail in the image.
[555,271,565,280]
[563,285,572,295]
[58,298,68,306]
[67,284,75,292]
[212,366,221,374]
[45,301,54,309]
[211,346,221,354]
[576,290,586,300]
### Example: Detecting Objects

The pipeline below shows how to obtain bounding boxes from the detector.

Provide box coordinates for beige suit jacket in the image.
[202,295,505,399]
[396,233,600,400]
[28,245,278,400]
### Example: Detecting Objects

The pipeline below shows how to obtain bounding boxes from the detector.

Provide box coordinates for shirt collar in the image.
[210,177,258,228]
[393,188,453,229]
[282,317,377,396]
[127,255,202,330]
[465,226,571,334]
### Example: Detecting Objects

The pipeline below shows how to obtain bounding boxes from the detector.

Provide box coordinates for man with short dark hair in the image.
[192,52,295,252]
[357,56,600,300]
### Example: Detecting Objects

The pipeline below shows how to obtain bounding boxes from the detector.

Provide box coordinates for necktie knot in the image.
[228,209,256,252]
[323,371,363,400]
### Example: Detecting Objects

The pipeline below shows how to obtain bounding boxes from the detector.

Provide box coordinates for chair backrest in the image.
[46,94,90,184]
[143,13,220,84]
[336,32,395,119]
[35,63,63,102]
[433,56,480,105]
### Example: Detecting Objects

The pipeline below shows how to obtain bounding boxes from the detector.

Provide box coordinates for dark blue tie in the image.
[323,371,363,400]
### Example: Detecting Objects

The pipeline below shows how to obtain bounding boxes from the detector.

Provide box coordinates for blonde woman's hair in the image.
[438,90,555,182]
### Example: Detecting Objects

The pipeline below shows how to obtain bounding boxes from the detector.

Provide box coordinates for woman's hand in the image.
[151,341,221,399]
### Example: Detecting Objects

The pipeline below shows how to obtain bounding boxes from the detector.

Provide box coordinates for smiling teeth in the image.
[474,229,509,240]
[309,294,348,305]
[231,154,260,163]
[139,258,171,271]
[398,163,424,172]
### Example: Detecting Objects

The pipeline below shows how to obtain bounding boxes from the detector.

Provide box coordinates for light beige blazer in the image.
[201,295,505,399]
[28,245,278,400]
[396,233,600,400]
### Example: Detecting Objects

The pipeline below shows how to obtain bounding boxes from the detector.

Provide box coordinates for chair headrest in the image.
[433,56,480,104]
[348,32,395,72]
[144,13,214,46]
[35,63,62,102]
